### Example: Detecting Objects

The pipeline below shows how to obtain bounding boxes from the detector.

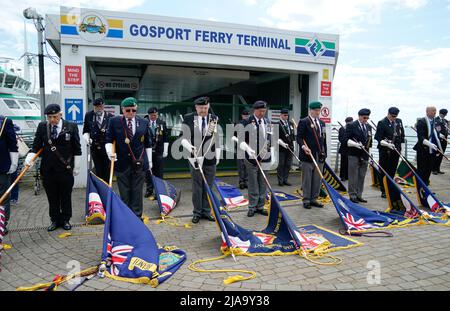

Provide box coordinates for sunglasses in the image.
[362,116,370,120]
[125,108,137,113]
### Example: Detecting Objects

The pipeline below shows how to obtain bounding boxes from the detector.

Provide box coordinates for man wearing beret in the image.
[25,104,82,231]
[338,117,353,181]
[432,109,449,175]
[144,107,169,198]
[297,101,327,209]
[105,97,152,219]
[82,98,113,182]
[0,115,19,236]
[240,100,274,217]
[413,107,442,186]
[180,96,220,223]
[345,108,373,203]
[374,107,405,198]
[277,108,295,187]
[236,109,249,189]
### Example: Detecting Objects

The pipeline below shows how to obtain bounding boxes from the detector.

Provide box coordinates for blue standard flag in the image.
[214,178,248,208]
[99,173,186,287]
[153,175,181,216]
[85,172,107,225]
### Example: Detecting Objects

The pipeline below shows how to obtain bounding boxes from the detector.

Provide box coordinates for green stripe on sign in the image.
[295,38,310,46]
[323,41,335,50]
[7,116,42,121]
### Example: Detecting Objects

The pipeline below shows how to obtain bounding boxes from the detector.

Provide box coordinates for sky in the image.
[0,0,449,125]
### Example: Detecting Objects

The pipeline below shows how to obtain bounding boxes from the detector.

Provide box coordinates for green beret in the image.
[121,97,137,107]
[309,101,322,110]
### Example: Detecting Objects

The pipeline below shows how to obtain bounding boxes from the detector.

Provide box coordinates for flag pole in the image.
[410,127,450,162]
[0,149,43,205]
[108,141,116,188]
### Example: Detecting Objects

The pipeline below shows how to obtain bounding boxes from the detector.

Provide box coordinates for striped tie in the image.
[127,119,134,140]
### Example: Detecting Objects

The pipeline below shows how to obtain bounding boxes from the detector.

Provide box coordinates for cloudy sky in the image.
[1,0,449,125]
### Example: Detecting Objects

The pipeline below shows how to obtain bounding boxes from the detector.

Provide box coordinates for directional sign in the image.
[64,99,83,124]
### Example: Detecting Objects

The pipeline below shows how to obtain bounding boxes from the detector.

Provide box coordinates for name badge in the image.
[65,133,71,141]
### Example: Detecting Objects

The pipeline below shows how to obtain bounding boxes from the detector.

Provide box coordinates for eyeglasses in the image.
[362,117,370,120]
[125,109,137,113]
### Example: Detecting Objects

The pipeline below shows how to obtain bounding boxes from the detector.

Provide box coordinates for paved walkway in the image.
[1,163,450,291]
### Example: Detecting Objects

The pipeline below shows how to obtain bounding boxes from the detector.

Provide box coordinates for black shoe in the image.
[47,222,58,232]
[283,182,292,186]
[278,182,284,187]
[192,216,200,224]
[341,179,347,182]
[381,193,387,198]
[3,227,8,236]
[438,171,445,174]
[310,200,324,208]
[202,214,215,222]
[239,183,245,190]
[62,221,72,231]
[255,209,268,216]
[247,210,255,217]
[144,190,153,198]
[244,184,248,189]
[350,198,359,203]
[432,171,438,175]
[303,203,311,209]
[357,197,368,203]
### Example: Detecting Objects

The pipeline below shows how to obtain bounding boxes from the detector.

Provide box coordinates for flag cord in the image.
[188,252,257,285]
[16,266,99,291]
[154,215,192,229]
[299,249,342,266]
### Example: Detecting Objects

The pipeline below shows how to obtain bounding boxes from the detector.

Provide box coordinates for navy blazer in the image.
[106,116,152,172]
[0,117,18,174]
[344,120,373,160]
[413,117,441,156]
[242,115,272,164]
[144,117,169,156]
[278,119,295,151]
[82,110,114,150]
[296,116,327,163]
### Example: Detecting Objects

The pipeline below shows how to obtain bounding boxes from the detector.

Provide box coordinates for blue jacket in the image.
[296,116,327,163]
[0,116,18,174]
[106,116,152,172]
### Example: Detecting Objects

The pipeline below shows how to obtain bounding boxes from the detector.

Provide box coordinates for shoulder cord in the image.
[0,117,7,137]
[46,123,72,169]
[308,117,324,154]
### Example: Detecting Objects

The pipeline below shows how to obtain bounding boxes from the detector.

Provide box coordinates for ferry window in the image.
[4,75,16,88]
[29,101,39,110]
[19,100,32,109]
[4,99,20,109]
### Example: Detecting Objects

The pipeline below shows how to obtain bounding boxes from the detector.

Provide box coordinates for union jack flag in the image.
[107,241,134,276]
[342,212,374,231]
[0,205,5,264]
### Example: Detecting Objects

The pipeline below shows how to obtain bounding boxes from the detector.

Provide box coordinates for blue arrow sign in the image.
[64,98,83,124]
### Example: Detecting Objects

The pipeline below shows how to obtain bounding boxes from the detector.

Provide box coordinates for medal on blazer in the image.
[125,138,130,144]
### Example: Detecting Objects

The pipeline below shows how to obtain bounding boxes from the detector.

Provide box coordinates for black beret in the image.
[280,108,289,114]
[241,109,249,116]
[94,98,104,106]
[253,100,267,109]
[194,96,210,105]
[44,104,61,115]
[440,109,448,115]
[388,107,400,116]
[147,107,158,114]
[345,117,354,123]
[358,108,371,116]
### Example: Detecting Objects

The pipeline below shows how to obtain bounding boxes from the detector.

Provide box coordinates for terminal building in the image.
[45,7,339,186]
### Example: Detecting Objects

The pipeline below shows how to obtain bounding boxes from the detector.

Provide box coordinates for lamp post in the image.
[23,7,45,121]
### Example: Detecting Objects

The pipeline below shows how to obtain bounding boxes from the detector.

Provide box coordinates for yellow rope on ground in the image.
[16,266,98,291]
[299,249,342,266]
[1,244,12,250]
[188,253,257,285]
[58,232,101,239]
[154,215,192,229]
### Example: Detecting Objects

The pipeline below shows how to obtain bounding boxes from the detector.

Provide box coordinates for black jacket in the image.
[296,116,327,163]
[278,119,295,151]
[338,127,347,155]
[181,112,219,167]
[435,116,448,142]
[0,117,18,174]
[374,117,405,151]
[413,117,442,155]
[32,120,82,173]
[82,110,113,152]
[242,115,272,164]
[144,117,169,156]
[344,120,373,160]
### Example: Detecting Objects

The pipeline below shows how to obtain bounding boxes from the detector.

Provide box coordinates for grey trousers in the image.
[301,160,324,204]
[190,164,216,217]
[116,167,145,218]
[0,173,11,226]
[245,160,267,211]
[237,159,248,184]
[348,155,368,199]
[277,150,293,184]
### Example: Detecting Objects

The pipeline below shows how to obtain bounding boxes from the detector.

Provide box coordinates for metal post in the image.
[36,16,46,121]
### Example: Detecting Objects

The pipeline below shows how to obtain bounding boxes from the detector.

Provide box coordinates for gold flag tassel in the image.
[154,214,191,229]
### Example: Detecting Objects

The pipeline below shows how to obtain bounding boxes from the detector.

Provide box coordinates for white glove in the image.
[216,147,221,166]
[73,155,82,176]
[380,140,395,150]
[25,152,36,168]
[7,152,19,174]
[270,146,276,166]
[83,133,92,145]
[423,139,438,151]
[231,136,239,144]
[146,148,152,170]
[278,139,288,149]
[440,134,446,140]
[105,143,117,161]
[181,139,196,153]
[348,140,363,149]
[163,142,169,158]
[239,142,256,158]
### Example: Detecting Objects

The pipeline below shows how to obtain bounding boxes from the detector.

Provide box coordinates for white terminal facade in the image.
[45,6,339,187]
